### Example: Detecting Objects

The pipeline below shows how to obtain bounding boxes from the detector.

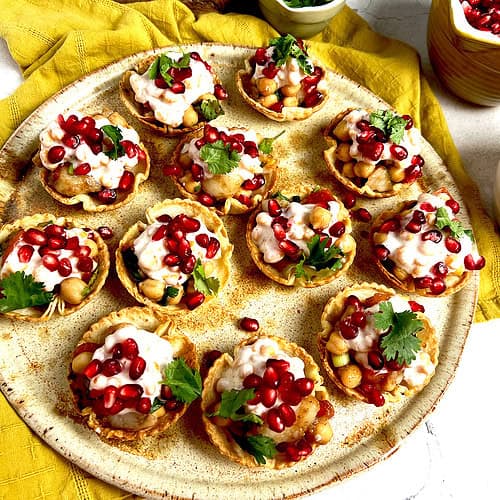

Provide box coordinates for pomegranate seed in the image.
[45,224,66,238]
[185,291,205,310]
[411,154,425,167]
[101,359,122,377]
[129,356,146,380]
[339,317,358,339]
[96,226,113,240]
[243,374,262,389]
[242,175,265,191]
[421,229,442,243]
[366,387,385,407]
[179,215,201,233]
[279,371,295,385]
[86,128,103,143]
[118,171,135,191]
[77,256,93,272]
[445,199,460,214]
[194,234,209,248]
[272,222,287,241]
[420,202,436,212]
[137,397,152,414]
[280,387,302,406]
[58,257,72,277]
[97,188,117,204]
[404,164,422,183]
[90,143,103,155]
[151,225,167,242]
[303,90,323,108]
[445,237,461,253]
[278,403,296,427]
[214,84,228,100]
[302,66,323,85]
[430,277,446,295]
[282,443,300,462]
[266,359,290,373]
[402,114,413,129]
[61,134,80,149]
[104,386,118,409]
[236,194,252,207]
[171,66,192,82]
[351,310,367,328]
[415,276,433,289]
[317,399,335,419]
[262,62,278,79]
[247,391,262,406]
[119,383,143,400]
[24,228,47,246]
[163,254,180,267]
[342,191,356,209]
[47,235,66,250]
[259,387,278,408]
[75,245,91,258]
[269,101,284,113]
[178,254,194,274]
[278,239,301,259]
[240,317,259,332]
[83,359,102,378]
[412,210,426,224]
[263,366,280,388]
[358,141,384,161]
[38,246,59,257]
[73,162,90,176]
[169,81,185,94]
[245,144,260,158]
[267,199,282,217]
[294,378,314,396]
[198,193,215,207]
[110,343,122,359]
[206,237,220,259]
[42,253,59,271]
[405,220,422,233]
[329,221,346,237]
[464,254,486,270]
[296,438,313,457]
[345,294,362,309]
[47,145,65,163]
[367,351,385,370]
[65,236,79,250]
[409,300,425,313]
[266,408,285,433]
[379,219,400,233]
[353,208,372,222]
[17,245,34,263]
[433,261,448,276]
[160,385,173,400]
[177,239,191,259]
[390,144,408,160]
[120,338,138,360]
[373,244,389,261]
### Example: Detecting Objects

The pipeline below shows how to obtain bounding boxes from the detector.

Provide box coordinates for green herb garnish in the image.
[435,207,472,241]
[235,434,277,465]
[269,34,313,75]
[121,247,145,282]
[193,259,219,296]
[209,388,263,425]
[148,53,191,86]
[150,397,165,413]
[0,271,53,313]
[258,130,285,154]
[161,358,202,404]
[200,99,225,121]
[199,139,240,175]
[369,110,408,144]
[375,301,423,365]
[295,234,344,279]
[101,124,125,160]
[67,164,75,175]
[283,0,332,6]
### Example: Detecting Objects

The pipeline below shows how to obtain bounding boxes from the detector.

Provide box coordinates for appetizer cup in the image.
[0,213,109,321]
[69,307,200,441]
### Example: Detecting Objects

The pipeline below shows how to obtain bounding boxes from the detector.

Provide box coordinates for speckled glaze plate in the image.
[0,44,477,499]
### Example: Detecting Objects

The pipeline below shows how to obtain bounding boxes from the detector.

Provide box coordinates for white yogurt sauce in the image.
[216,337,306,417]
[39,112,141,189]
[89,325,174,410]
[129,51,215,127]
[0,227,97,291]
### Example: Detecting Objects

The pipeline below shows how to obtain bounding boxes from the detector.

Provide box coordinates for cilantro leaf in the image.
[210,388,263,425]
[192,259,219,296]
[258,130,285,154]
[150,397,165,413]
[235,434,277,465]
[375,301,424,365]
[147,57,160,80]
[295,234,344,279]
[200,99,225,121]
[0,271,54,313]
[166,286,179,298]
[271,191,290,202]
[161,358,202,404]
[149,53,191,86]
[101,125,125,160]
[369,110,408,144]
[269,34,313,75]
[435,207,471,240]
[199,140,240,175]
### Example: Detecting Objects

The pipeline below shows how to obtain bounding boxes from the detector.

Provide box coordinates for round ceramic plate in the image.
[0,45,477,499]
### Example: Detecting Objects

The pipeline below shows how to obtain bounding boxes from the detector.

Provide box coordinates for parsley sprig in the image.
[199,99,225,121]
[269,34,313,75]
[235,435,277,465]
[374,301,424,366]
[369,110,409,144]
[101,125,125,160]
[209,388,263,425]
[435,207,473,241]
[0,271,54,313]
[193,259,220,296]
[161,358,202,404]
[148,53,191,87]
[259,130,285,154]
[295,234,344,279]
[199,140,241,175]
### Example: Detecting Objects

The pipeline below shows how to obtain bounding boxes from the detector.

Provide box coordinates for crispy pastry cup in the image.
[322,108,418,198]
[69,306,198,441]
[369,187,471,296]
[317,282,439,404]
[119,54,225,137]
[116,198,233,314]
[201,334,332,469]
[36,110,150,212]
[0,213,109,322]
[170,129,279,215]
[246,185,356,287]
[235,57,329,122]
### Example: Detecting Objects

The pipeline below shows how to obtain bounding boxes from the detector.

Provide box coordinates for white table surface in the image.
[1,1,499,499]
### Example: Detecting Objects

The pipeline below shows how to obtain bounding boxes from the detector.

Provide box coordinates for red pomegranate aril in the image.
[345,294,362,309]
[430,277,446,295]
[355,119,371,131]
[367,387,385,407]
[303,66,323,85]
[42,253,59,271]
[164,164,182,178]
[243,373,262,389]
[260,387,278,408]
[90,143,103,155]
[245,144,260,158]
[121,338,139,360]
[136,397,152,414]
[405,220,422,233]
[294,378,314,396]
[206,237,220,259]
[38,246,59,257]
[195,233,209,248]
[266,408,285,433]
[119,383,143,400]
[58,257,72,277]
[180,254,196,274]
[379,219,400,233]
[272,222,287,241]
[73,163,91,176]
[110,343,123,360]
[97,188,117,204]
[62,134,80,149]
[166,237,178,254]
[75,245,91,258]
[263,366,280,388]
[24,228,48,246]
[303,90,323,108]
[191,163,204,181]
[464,253,486,270]
[339,317,358,339]
[157,214,172,224]
[445,237,461,253]
[160,384,173,400]
[281,386,302,406]
[129,356,146,380]
[198,193,215,207]
[351,310,367,328]
[168,81,184,94]
[390,144,408,160]
[163,254,180,267]
[329,221,346,237]
[409,300,425,313]
[118,171,135,191]
[81,116,96,129]
[254,47,267,65]
[262,62,279,79]
[242,174,265,191]
[204,126,219,143]
[65,236,79,250]
[342,192,356,209]
[404,164,422,183]
[47,145,66,164]
[317,399,335,419]
[77,256,93,272]
[86,127,103,143]
[374,244,390,261]
[17,245,34,263]
[278,403,296,427]
[185,291,205,310]
[240,316,259,332]
[101,358,122,377]
[47,235,66,250]
[177,239,191,259]
[433,261,448,276]
[212,83,227,100]
[282,443,300,461]
[103,386,118,409]
[152,225,167,241]
[358,141,384,161]
[269,101,285,113]
[267,199,281,217]
[83,359,102,378]
[44,224,66,238]
[296,438,313,457]
[236,194,252,207]
[353,208,372,222]
[402,114,413,129]
[367,351,385,370]
[421,229,442,243]
[415,276,433,289]
[246,391,262,406]
[420,202,436,212]
[445,199,460,214]
[278,239,301,259]
[266,359,290,373]
[412,210,426,224]
[279,371,295,385]
[179,215,201,233]
[411,154,425,167]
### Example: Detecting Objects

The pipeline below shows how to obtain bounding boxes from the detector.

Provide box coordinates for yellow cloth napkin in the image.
[0,0,498,498]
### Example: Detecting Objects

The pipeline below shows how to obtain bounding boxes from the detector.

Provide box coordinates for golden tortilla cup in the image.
[36,110,150,212]
[317,282,439,406]
[201,334,334,469]
[0,213,109,322]
[116,198,233,314]
[246,185,356,287]
[68,306,198,441]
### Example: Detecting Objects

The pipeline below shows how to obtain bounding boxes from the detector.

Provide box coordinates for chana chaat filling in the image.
[70,324,201,429]
[121,213,222,310]
[250,189,355,282]
[245,34,326,112]
[324,293,436,407]
[0,223,99,313]
[326,108,424,194]
[167,124,280,211]
[206,337,334,465]
[372,191,486,295]
[39,111,146,204]
[128,50,227,129]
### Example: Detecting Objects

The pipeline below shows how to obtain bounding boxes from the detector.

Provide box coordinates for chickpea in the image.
[373,231,388,244]
[335,142,352,162]
[183,180,201,194]
[342,161,355,178]
[310,206,332,230]
[337,364,362,389]
[282,96,298,107]
[60,277,88,305]
[258,94,278,108]
[256,77,278,96]
[388,165,405,182]
[71,351,93,374]
[366,167,392,192]
[309,420,333,445]
[83,238,99,258]
[326,331,349,355]
[281,84,301,97]
[139,279,165,301]
[182,105,199,128]
[336,233,355,253]
[354,161,376,178]
[333,119,351,141]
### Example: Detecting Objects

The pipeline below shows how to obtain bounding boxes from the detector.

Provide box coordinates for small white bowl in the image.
[258,0,346,38]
